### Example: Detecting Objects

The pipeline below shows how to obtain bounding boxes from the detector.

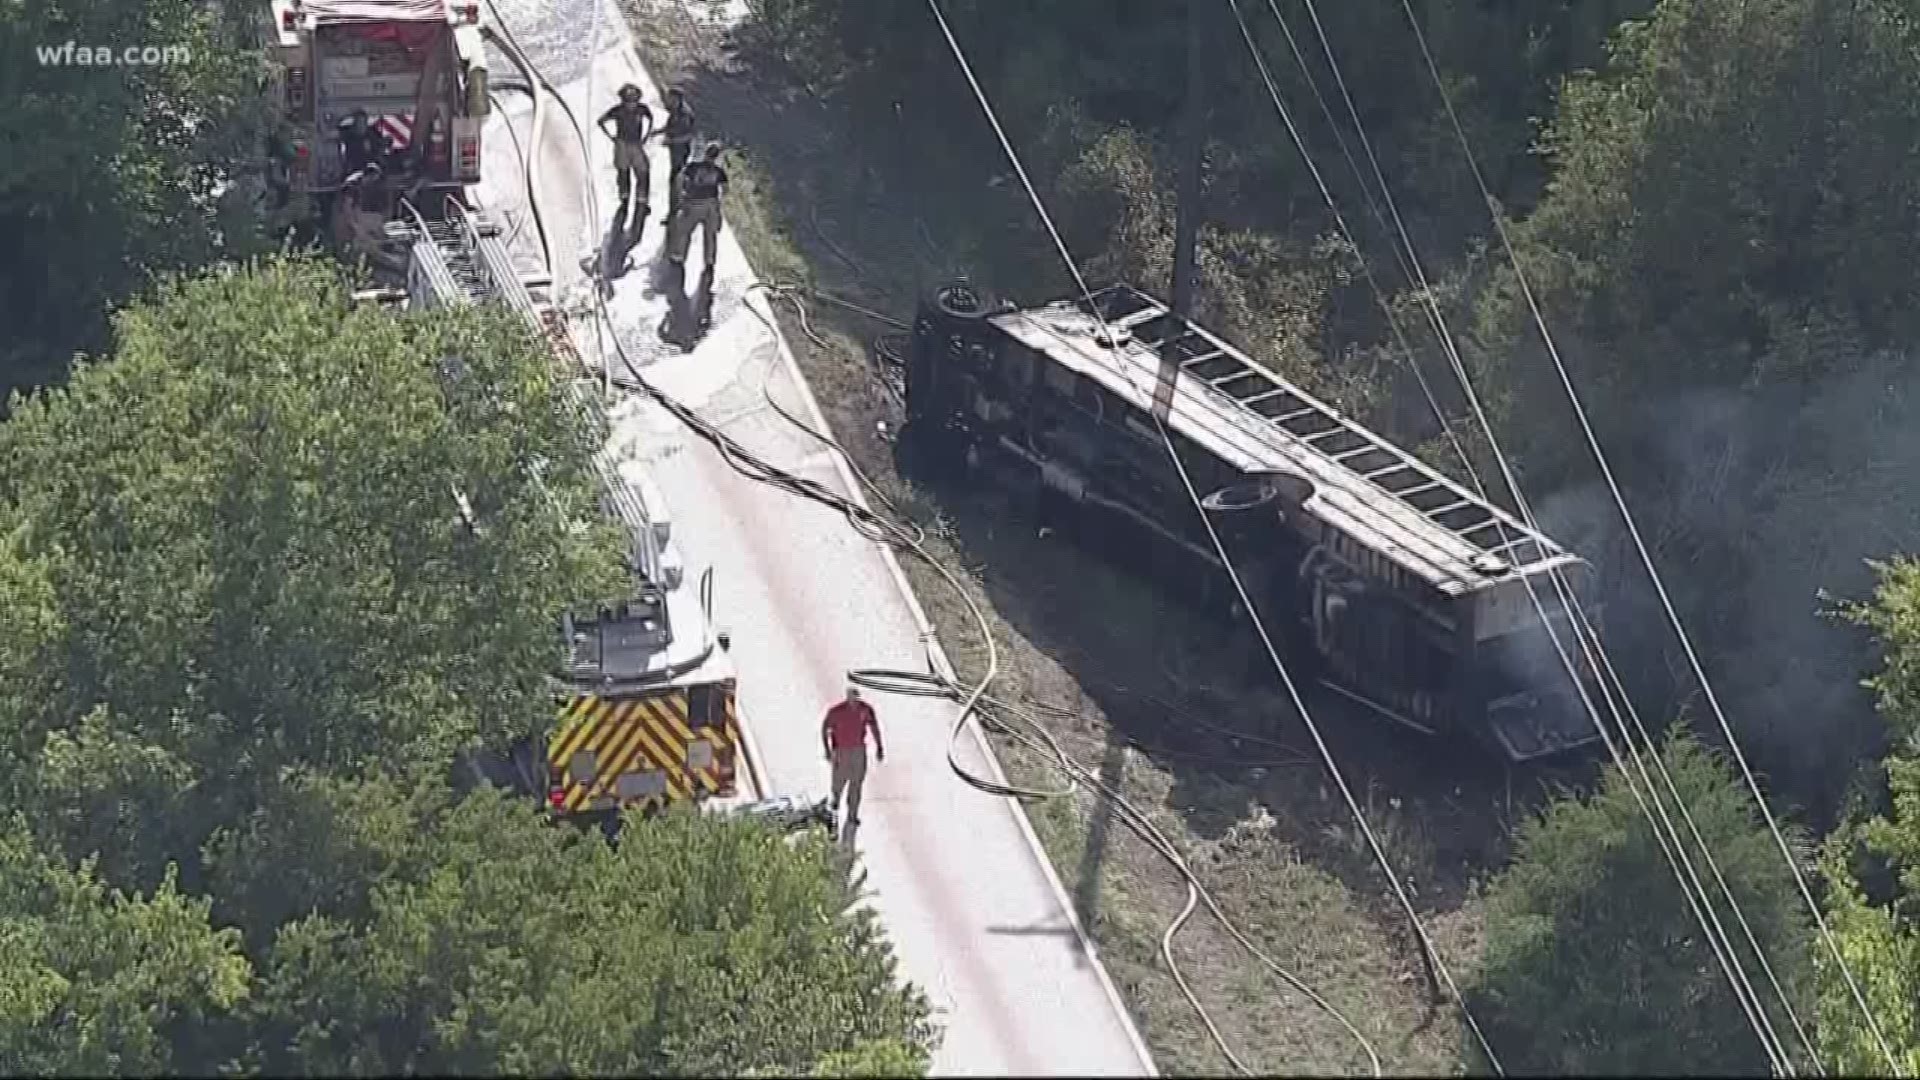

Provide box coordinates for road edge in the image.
[600,6,1158,1072]
[742,286,1162,1077]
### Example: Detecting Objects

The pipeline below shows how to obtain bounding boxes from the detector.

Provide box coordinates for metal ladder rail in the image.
[458,206,668,592]
[1104,292,1559,567]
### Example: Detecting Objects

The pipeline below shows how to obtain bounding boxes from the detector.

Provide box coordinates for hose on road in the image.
[734,288,1379,1075]
[480,6,1380,1072]
[847,666,1379,1078]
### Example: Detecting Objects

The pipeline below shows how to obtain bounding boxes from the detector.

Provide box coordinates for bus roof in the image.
[987,284,1582,597]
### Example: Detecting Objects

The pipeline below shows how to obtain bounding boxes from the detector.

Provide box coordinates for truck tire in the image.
[934,281,988,322]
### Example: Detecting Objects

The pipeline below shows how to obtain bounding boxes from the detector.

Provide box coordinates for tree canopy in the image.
[0,258,937,1075]
[249,790,933,1077]
[0,818,250,1075]
[2,0,275,400]
[0,257,624,891]
[1470,733,1813,1075]
[1459,0,1920,812]
[1816,559,1920,1075]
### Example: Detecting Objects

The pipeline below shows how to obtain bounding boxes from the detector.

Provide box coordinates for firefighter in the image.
[337,108,386,177]
[598,83,653,230]
[332,162,367,251]
[336,161,396,267]
[657,87,697,222]
[821,684,884,829]
[665,142,727,271]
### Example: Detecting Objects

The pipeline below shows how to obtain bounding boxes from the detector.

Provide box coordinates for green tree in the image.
[0,257,625,889]
[247,789,938,1077]
[0,816,252,1074]
[1,0,273,398]
[201,770,457,950]
[1474,0,1920,426]
[1469,733,1813,1075]
[1453,0,1920,819]
[1818,558,1920,1074]
[809,1037,931,1077]
[739,0,1653,423]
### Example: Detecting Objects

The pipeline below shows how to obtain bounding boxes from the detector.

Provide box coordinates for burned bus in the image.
[903,282,1604,764]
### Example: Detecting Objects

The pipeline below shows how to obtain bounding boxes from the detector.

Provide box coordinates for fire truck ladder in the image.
[398,199,513,308]
[397,199,668,592]
[422,217,489,300]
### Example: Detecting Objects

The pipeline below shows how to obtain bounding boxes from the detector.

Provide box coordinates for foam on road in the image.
[475,2,1156,1073]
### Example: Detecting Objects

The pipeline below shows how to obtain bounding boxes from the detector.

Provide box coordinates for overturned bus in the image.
[903,282,1605,765]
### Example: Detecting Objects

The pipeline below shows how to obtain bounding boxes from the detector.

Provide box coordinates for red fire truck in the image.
[266,0,489,206]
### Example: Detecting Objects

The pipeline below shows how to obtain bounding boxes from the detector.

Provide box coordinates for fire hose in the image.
[477,4,1380,1072]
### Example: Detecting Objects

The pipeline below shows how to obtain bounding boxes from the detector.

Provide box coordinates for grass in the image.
[621,1,1550,1072]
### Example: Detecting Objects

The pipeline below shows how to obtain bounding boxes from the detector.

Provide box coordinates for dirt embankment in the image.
[619,3,1568,1072]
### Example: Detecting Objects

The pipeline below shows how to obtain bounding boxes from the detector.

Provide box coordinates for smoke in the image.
[1526,351,1920,819]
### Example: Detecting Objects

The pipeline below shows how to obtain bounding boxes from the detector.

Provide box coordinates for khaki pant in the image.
[829,746,869,822]
[614,141,649,203]
[666,197,721,268]
[665,139,693,212]
[334,202,388,260]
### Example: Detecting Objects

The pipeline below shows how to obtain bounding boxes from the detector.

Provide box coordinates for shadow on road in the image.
[619,0,1597,950]
[587,212,644,297]
[653,259,716,351]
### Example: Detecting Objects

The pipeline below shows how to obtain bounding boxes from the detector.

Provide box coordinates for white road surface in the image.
[474,0,1157,1074]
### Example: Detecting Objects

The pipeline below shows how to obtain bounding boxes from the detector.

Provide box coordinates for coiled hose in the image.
[477,7,1380,1071]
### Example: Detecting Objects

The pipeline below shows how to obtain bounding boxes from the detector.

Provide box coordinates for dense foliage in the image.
[246,788,933,1077]
[1472,0,1920,810]
[0,260,936,1074]
[1469,734,1812,1074]
[0,819,250,1074]
[1816,561,1920,1075]
[0,258,624,892]
[1,0,275,400]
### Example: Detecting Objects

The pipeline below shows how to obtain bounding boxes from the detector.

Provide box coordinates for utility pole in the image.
[1169,0,1205,323]
[1156,0,1207,421]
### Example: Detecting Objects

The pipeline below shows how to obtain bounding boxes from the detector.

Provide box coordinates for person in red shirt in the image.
[822,685,884,826]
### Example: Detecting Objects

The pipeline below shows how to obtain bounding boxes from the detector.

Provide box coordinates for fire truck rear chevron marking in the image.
[641,695,717,797]
[374,113,412,150]
[721,695,740,796]
[567,699,685,813]
[548,686,740,815]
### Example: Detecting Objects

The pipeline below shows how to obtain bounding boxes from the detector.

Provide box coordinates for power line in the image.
[1268,0,1821,1068]
[1389,0,1899,1071]
[924,0,1505,1070]
[1225,0,1804,1069]
[480,3,1374,1075]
